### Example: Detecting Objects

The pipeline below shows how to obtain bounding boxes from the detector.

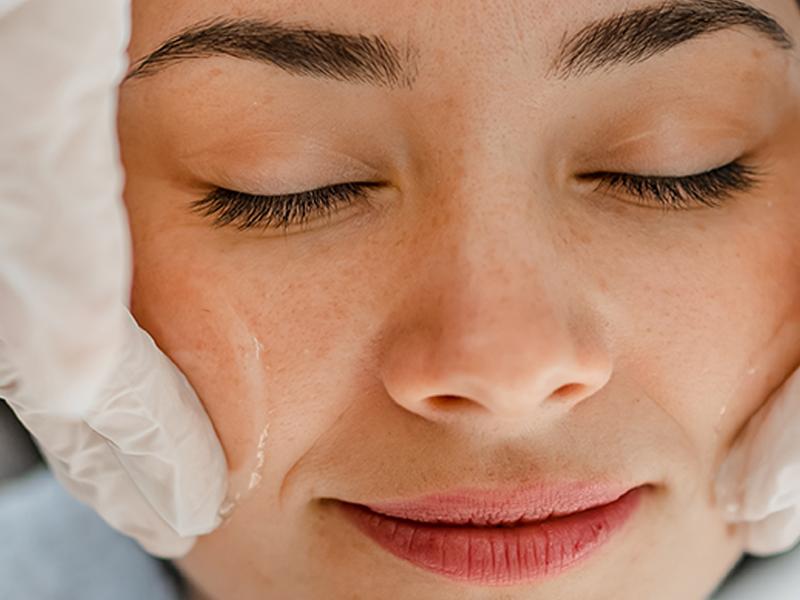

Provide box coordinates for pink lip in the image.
[364,481,635,525]
[337,483,647,585]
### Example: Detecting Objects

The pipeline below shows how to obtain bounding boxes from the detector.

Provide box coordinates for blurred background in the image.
[0,400,41,484]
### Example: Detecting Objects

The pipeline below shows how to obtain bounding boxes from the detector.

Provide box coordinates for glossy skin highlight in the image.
[118,1,800,598]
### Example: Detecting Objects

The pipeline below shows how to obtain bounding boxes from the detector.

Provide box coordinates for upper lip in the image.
[358,481,637,526]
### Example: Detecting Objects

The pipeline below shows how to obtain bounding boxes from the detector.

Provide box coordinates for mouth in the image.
[334,482,648,586]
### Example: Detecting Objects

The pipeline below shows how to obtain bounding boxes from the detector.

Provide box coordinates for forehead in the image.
[129,0,784,36]
[129,0,566,35]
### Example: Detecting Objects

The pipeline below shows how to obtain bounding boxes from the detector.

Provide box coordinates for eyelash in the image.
[192,161,760,232]
[586,161,761,210]
[191,181,383,232]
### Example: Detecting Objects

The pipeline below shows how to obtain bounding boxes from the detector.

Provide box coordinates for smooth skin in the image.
[119,1,800,598]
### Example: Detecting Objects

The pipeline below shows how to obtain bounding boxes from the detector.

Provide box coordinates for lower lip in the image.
[337,486,645,586]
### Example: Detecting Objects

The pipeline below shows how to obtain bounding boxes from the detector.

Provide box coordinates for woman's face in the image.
[119,0,800,598]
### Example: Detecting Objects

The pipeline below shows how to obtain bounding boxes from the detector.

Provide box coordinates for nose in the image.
[377,196,612,435]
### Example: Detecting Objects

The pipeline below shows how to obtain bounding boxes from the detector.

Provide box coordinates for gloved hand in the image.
[0,0,228,558]
[715,364,800,556]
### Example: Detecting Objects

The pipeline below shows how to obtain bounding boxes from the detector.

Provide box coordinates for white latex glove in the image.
[715,364,800,556]
[0,0,228,558]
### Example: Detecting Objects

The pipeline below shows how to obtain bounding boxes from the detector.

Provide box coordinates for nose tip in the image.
[375,225,614,431]
[382,339,612,431]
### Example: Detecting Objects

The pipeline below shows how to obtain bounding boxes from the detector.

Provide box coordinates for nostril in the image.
[551,383,585,401]
[426,395,488,414]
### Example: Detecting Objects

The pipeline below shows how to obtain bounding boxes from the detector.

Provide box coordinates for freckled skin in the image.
[119,1,800,599]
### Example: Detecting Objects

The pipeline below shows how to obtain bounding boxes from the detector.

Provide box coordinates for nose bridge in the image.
[378,173,613,433]
[424,193,576,391]
[374,52,614,432]
[417,130,560,312]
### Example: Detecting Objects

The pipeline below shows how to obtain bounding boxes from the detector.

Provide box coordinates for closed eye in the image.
[584,161,761,210]
[191,160,762,233]
[190,181,384,232]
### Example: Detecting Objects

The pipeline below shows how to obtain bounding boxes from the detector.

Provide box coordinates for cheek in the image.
[608,208,800,472]
[130,258,272,473]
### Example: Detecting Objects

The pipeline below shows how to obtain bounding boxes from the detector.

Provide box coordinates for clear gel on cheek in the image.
[164,299,275,531]
[712,364,760,439]
[214,311,274,526]
[218,420,271,521]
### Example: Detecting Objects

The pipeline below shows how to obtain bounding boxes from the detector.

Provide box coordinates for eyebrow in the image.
[550,0,794,79]
[124,17,419,89]
[126,0,793,90]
